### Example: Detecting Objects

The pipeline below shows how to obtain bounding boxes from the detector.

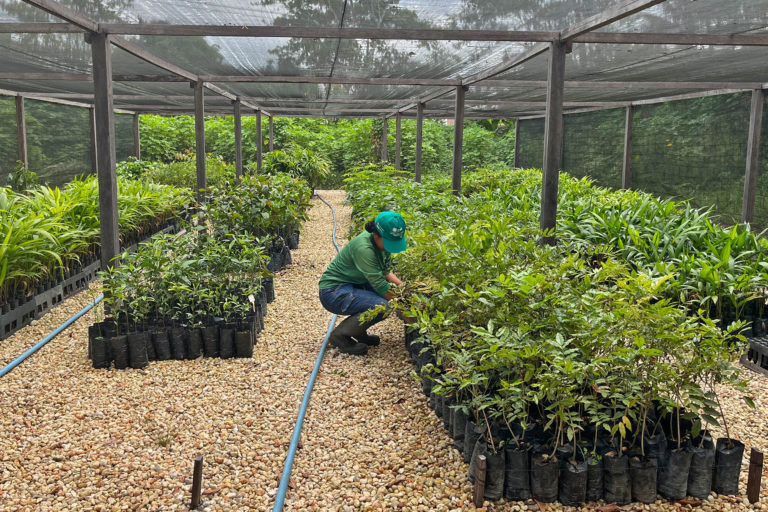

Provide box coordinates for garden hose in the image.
[272,193,340,512]
[0,294,104,379]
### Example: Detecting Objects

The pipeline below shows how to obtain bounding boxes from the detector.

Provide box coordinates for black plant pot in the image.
[463,421,484,464]
[219,327,235,359]
[145,329,157,360]
[586,455,603,502]
[559,459,588,506]
[203,325,219,358]
[629,456,657,504]
[441,397,453,432]
[644,428,667,462]
[687,438,715,499]
[170,327,186,360]
[485,446,506,501]
[263,277,275,303]
[110,334,129,370]
[91,335,112,369]
[186,328,203,359]
[658,445,693,500]
[712,438,744,495]
[127,331,149,369]
[452,407,468,453]
[603,453,631,505]
[153,328,172,361]
[530,452,558,503]
[235,329,253,358]
[504,444,532,501]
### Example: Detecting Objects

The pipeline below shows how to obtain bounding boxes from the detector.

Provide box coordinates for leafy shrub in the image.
[259,148,330,192]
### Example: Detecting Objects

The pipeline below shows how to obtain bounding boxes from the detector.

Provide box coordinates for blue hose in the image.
[0,294,104,378]
[272,193,340,512]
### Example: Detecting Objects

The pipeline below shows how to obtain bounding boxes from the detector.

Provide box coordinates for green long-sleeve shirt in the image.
[319,231,392,296]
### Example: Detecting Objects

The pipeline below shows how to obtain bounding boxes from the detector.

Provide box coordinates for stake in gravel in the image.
[191,455,204,509]
[473,454,486,507]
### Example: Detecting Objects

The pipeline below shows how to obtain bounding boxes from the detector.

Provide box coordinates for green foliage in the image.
[142,154,234,190]
[345,166,754,453]
[260,148,330,192]
[6,160,39,192]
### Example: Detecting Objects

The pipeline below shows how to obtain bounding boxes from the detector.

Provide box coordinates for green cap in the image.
[375,211,407,253]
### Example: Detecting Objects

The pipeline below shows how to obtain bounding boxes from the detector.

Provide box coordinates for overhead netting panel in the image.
[26,99,92,187]
[751,98,768,229]
[517,118,544,169]
[631,93,752,225]
[562,109,624,189]
[0,96,18,185]
[115,113,135,162]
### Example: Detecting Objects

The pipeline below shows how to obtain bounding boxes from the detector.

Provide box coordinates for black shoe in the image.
[353,332,380,346]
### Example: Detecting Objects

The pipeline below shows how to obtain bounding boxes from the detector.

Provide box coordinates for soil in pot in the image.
[586,455,603,502]
[127,331,149,369]
[603,452,631,505]
[629,456,657,504]
[170,327,186,360]
[712,438,745,495]
[235,329,253,357]
[153,328,171,361]
[504,443,531,501]
[110,334,129,369]
[687,437,715,499]
[186,328,203,359]
[530,452,558,503]
[219,326,235,358]
[464,420,484,464]
[559,458,588,506]
[658,444,693,500]
[203,325,219,358]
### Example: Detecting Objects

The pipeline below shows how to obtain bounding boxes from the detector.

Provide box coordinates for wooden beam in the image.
[201,75,463,86]
[268,116,274,152]
[381,117,388,162]
[20,0,98,32]
[415,102,424,182]
[395,113,402,170]
[622,105,633,189]
[577,31,768,46]
[0,22,81,33]
[742,89,765,224]
[194,81,206,202]
[540,40,567,246]
[452,85,467,195]
[256,109,262,172]
[15,95,28,167]
[513,118,520,168]
[90,32,120,274]
[234,98,242,179]
[132,113,140,160]
[560,0,665,41]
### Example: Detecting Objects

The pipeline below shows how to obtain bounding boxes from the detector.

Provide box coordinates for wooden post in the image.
[190,455,204,509]
[742,89,765,224]
[381,117,388,162]
[268,115,274,151]
[540,40,566,246]
[472,454,486,507]
[15,95,28,167]
[89,106,98,173]
[513,118,520,168]
[90,31,120,273]
[194,81,206,203]
[256,109,262,172]
[415,102,424,182]
[622,105,634,189]
[234,98,242,179]
[748,448,763,504]
[452,85,467,195]
[132,113,141,159]
[395,113,402,170]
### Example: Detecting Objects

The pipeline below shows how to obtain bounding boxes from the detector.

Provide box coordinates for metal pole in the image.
[89,106,98,173]
[381,118,388,162]
[395,113,402,170]
[234,98,242,179]
[452,85,467,195]
[540,40,566,246]
[622,105,634,189]
[90,32,120,273]
[132,112,140,159]
[256,108,262,172]
[269,115,274,151]
[194,81,206,202]
[15,95,27,167]
[415,102,424,182]
[513,118,520,168]
[742,89,765,224]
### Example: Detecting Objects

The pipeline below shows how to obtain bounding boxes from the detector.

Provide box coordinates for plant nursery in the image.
[1,1,768,511]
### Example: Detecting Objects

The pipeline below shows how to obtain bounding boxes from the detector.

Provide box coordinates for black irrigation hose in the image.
[272,192,340,511]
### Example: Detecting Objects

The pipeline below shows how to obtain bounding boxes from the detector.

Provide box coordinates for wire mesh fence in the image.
[517,92,768,229]
[0,96,19,186]
[115,113,135,162]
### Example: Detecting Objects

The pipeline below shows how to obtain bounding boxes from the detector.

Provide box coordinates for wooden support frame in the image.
[88,106,97,173]
[540,40,567,246]
[256,109,263,172]
[194,81,206,202]
[513,118,520,169]
[234,98,243,179]
[15,95,28,167]
[132,113,140,160]
[452,85,467,196]
[742,89,765,224]
[622,105,634,189]
[415,102,424,182]
[90,31,120,273]
[268,116,274,152]
[381,118,388,162]
[395,113,402,170]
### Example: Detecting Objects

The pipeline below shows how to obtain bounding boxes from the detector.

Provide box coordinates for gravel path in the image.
[1,190,767,511]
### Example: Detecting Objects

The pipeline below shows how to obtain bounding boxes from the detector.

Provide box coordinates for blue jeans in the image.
[319,283,389,322]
